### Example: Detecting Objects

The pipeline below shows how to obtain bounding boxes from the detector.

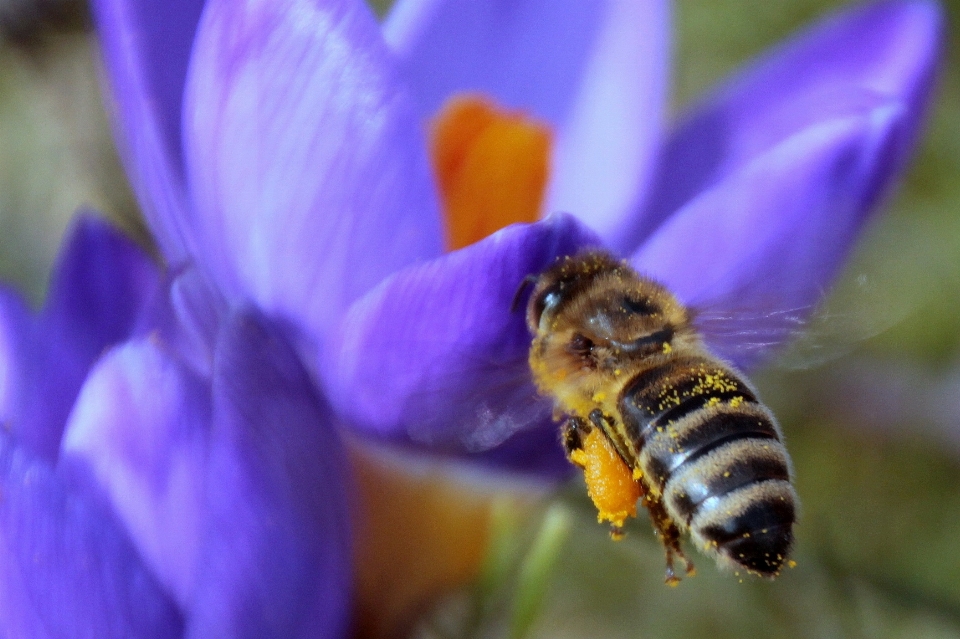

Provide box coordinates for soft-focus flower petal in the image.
[61,339,212,607]
[186,310,350,638]
[324,214,599,470]
[0,432,183,638]
[140,267,228,380]
[629,0,943,250]
[634,102,908,369]
[386,0,669,241]
[466,422,574,478]
[0,286,30,419]
[630,0,942,368]
[183,0,442,346]
[92,0,204,261]
[8,214,160,462]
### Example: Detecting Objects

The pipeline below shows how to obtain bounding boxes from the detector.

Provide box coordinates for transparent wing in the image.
[400,351,555,454]
[695,272,918,371]
[694,303,814,370]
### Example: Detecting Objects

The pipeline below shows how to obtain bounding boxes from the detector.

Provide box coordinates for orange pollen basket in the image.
[429,93,553,251]
[570,429,640,530]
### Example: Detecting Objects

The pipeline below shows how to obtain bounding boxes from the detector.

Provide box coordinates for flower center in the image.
[429,94,553,251]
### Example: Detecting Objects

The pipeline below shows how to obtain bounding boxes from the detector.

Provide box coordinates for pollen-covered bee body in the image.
[524,251,797,580]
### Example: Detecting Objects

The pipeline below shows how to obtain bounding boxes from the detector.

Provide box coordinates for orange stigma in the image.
[429,94,553,251]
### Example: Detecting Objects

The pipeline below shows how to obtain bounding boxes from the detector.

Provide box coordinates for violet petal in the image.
[633,101,911,369]
[91,0,204,261]
[186,310,350,638]
[0,285,30,421]
[631,0,942,369]
[139,266,228,380]
[385,0,670,242]
[12,214,161,463]
[630,0,943,250]
[324,214,599,471]
[0,432,183,638]
[183,0,442,345]
[60,339,212,607]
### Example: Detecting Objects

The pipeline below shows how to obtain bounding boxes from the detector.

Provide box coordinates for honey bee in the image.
[522,250,797,584]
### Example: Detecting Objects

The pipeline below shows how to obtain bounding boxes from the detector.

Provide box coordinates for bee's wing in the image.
[399,353,555,454]
[694,273,916,371]
[693,304,813,370]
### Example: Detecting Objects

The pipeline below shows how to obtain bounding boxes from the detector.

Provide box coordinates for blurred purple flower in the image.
[95,0,941,474]
[0,215,351,636]
[0,0,932,634]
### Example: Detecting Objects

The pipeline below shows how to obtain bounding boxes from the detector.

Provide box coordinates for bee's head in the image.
[524,251,624,334]
[525,252,692,363]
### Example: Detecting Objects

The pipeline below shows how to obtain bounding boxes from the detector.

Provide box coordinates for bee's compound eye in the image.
[534,285,564,329]
[542,289,562,314]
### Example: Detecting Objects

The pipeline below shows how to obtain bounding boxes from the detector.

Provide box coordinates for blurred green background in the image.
[0,0,958,637]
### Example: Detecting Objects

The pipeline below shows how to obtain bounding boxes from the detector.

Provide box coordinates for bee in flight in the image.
[521,251,798,584]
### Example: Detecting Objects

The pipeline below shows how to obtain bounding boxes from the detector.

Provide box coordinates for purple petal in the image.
[140,266,228,380]
[629,0,943,251]
[0,286,30,420]
[183,0,442,346]
[630,0,942,368]
[60,339,212,607]
[465,423,574,479]
[0,432,183,638]
[324,214,599,475]
[11,214,161,462]
[386,0,670,241]
[92,0,205,261]
[186,310,350,638]
[633,103,910,369]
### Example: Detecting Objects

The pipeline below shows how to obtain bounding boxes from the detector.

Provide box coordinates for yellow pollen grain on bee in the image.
[592,391,607,403]
[723,471,731,478]
[729,396,744,408]
[614,369,622,376]
[788,560,798,569]
[662,342,672,354]
[707,397,721,408]
[575,430,640,530]
[569,449,588,468]
[632,468,643,480]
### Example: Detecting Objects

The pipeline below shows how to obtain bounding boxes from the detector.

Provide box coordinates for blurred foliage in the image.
[0,0,958,638]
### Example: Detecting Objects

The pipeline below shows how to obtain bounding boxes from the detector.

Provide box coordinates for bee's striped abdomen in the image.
[618,356,796,576]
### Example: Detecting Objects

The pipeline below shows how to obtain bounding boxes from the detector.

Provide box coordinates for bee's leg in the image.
[588,409,632,465]
[586,408,694,581]
[560,416,591,462]
[642,493,695,586]
[584,409,638,540]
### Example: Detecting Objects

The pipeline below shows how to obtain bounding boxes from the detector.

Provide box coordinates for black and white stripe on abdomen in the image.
[617,355,796,575]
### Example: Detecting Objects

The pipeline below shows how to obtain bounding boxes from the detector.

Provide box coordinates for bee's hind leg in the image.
[642,493,695,586]
[560,416,591,462]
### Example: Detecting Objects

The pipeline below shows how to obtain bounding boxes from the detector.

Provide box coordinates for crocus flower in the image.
[0,214,351,636]
[92,0,941,476]
[0,0,937,635]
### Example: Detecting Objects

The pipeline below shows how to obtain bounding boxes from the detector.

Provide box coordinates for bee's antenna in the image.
[511,274,539,313]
